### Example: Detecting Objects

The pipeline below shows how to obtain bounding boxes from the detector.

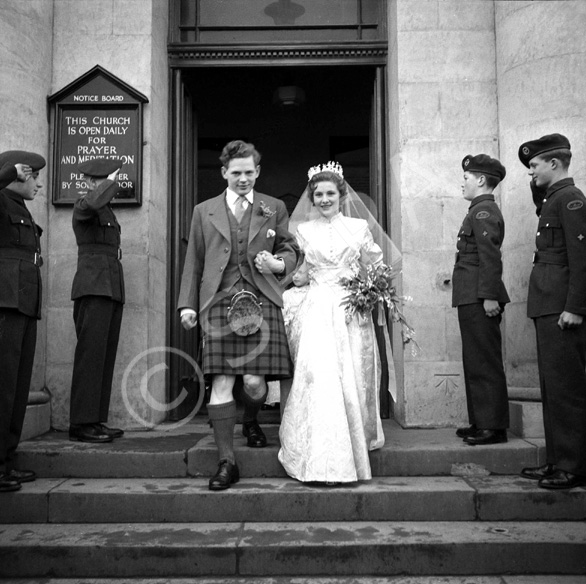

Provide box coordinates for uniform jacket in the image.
[71,179,125,303]
[0,163,43,318]
[452,194,510,307]
[178,191,298,314]
[527,178,586,318]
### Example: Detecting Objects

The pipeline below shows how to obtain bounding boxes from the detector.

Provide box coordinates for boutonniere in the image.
[258,200,276,219]
[266,229,276,238]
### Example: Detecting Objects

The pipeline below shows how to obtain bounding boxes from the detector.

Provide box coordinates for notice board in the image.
[48,65,148,206]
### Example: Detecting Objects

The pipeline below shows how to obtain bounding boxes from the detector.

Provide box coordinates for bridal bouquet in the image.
[339,263,417,348]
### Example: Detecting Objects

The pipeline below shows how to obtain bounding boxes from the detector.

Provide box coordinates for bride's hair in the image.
[307,171,348,203]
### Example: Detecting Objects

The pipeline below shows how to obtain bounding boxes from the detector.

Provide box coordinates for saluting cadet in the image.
[518,134,586,490]
[452,154,510,446]
[69,159,125,444]
[0,150,45,492]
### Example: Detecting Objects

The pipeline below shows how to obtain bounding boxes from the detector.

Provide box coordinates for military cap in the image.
[462,154,506,181]
[0,150,46,171]
[518,133,571,167]
[78,158,121,178]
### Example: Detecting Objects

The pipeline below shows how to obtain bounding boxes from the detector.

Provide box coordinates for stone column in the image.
[0,0,54,392]
[388,0,499,426]
[495,0,586,437]
[46,0,170,430]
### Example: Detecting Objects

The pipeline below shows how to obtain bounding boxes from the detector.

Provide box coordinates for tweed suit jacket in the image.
[177,191,298,315]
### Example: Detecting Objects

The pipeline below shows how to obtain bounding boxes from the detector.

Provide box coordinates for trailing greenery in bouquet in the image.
[339,263,417,348]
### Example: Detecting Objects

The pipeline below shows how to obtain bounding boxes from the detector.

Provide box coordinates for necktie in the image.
[234,195,246,223]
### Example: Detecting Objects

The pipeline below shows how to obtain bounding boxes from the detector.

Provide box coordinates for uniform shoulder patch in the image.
[567,200,584,211]
[475,210,490,220]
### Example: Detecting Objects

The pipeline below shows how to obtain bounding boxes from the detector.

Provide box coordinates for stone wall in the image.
[46,0,170,430]
[390,0,499,426]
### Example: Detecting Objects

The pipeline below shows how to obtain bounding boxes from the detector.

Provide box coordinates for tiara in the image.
[307,161,344,180]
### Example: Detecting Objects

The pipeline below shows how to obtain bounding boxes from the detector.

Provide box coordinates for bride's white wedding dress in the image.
[278,213,385,483]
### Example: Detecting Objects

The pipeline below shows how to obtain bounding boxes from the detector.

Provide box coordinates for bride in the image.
[277,162,399,484]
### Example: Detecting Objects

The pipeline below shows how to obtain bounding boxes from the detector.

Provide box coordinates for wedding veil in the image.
[288,165,402,270]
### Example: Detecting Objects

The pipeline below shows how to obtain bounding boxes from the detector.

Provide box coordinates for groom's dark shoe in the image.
[520,463,556,481]
[242,420,267,448]
[209,459,240,491]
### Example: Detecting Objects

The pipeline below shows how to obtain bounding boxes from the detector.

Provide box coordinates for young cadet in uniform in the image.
[518,133,586,490]
[69,159,125,444]
[0,150,45,492]
[452,154,510,446]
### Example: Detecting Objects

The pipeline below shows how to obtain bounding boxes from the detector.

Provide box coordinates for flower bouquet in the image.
[339,263,417,348]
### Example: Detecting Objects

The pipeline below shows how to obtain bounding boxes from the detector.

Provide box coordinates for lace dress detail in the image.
[278,214,385,483]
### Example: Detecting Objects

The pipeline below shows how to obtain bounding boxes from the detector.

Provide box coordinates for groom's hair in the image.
[220,140,262,167]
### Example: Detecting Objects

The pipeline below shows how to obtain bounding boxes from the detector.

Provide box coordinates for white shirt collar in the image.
[226,188,254,208]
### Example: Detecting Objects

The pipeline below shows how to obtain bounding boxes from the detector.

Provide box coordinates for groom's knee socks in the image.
[208,400,237,463]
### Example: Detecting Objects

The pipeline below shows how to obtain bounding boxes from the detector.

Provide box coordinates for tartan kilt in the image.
[201,289,293,380]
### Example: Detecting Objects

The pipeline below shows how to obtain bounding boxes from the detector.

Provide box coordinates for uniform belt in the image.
[78,243,122,260]
[533,251,568,265]
[0,248,43,266]
[455,251,479,265]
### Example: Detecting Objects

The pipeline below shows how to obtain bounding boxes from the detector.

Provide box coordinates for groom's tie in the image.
[234,195,246,223]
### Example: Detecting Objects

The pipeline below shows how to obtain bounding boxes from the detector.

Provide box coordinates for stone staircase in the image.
[1,418,585,582]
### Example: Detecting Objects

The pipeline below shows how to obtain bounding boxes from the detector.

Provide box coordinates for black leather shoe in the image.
[456,424,477,438]
[69,424,113,443]
[7,469,36,483]
[96,423,124,439]
[242,420,267,448]
[464,429,507,446]
[0,473,22,493]
[520,463,556,481]
[209,460,240,491]
[538,469,586,490]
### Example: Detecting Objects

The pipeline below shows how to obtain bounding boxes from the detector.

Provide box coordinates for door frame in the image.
[167,53,392,419]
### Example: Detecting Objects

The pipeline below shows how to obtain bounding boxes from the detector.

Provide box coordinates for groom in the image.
[178,140,298,490]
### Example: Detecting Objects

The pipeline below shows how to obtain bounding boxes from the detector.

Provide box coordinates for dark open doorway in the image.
[168,64,390,421]
[188,66,375,209]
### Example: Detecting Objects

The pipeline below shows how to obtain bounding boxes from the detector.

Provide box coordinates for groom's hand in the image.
[180,310,198,330]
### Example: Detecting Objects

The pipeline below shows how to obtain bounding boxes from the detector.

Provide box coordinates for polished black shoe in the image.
[538,469,586,490]
[7,469,36,483]
[456,424,477,438]
[209,460,240,491]
[69,424,113,443]
[0,472,22,493]
[464,429,507,446]
[242,420,267,448]
[520,463,556,481]
[96,423,124,439]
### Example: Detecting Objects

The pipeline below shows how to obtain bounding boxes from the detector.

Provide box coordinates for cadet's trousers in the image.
[0,308,37,470]
[458,302,509,429]
[70,296,123,425]
[534,314,586,476]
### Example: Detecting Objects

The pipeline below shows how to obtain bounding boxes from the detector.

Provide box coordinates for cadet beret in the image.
[518,133,571,167]
[78,158,121,178]
[0,150,46,171]
[462,154,506,181]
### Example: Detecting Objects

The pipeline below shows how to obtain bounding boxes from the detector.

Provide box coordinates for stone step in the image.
[16,420,545,479]
[0,521,585,578]
[3,578,586,584]
[1,477,585,525]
